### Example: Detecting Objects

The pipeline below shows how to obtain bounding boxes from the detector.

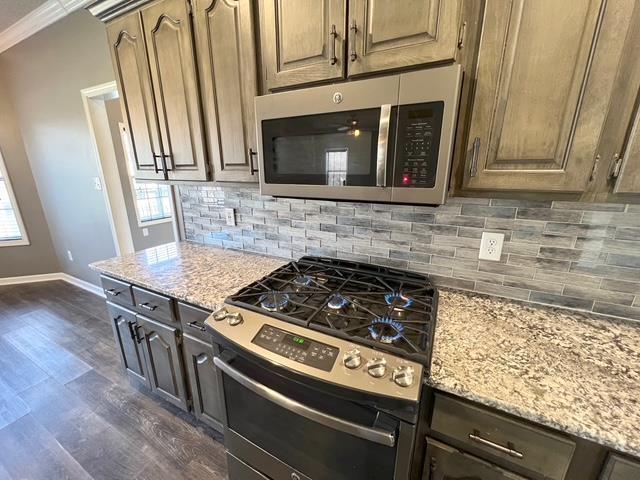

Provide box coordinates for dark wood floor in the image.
[0,280,228,480]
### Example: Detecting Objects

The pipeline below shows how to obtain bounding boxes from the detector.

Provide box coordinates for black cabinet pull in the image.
[153,153,163,174]
[133,324,144,344]
[187,321,206,332]
[105,288,120,296]
[248,148,258,175]
[127,320,137,342]
[139,302,157,312]
[329,24,337,65]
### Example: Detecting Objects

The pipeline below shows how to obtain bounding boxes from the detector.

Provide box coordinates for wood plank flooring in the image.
[0,281,228,480]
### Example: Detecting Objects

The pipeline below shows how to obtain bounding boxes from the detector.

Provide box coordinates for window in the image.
[0,149,29,246]
[119,123,173,226]
[326,149,348,186]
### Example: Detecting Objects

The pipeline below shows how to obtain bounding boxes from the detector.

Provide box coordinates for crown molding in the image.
[0,0,93,54]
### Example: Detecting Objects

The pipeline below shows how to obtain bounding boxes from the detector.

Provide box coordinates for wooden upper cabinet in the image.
[193,0,259,182]
[106,12,165,181]
[259,0,346,91]
[615,98,640,194]
[464,0,637,192]
[141,0,209,181]
[347,0,461,77]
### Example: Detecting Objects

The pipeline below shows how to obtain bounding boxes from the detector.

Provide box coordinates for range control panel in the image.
[393,101,444,189]
[252,324,339,372]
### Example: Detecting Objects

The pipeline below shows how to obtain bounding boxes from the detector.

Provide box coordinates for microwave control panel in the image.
[393,101,444,188]
[252,324,339,372]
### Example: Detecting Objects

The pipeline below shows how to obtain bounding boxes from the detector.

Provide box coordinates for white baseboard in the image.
[0,272,105,298]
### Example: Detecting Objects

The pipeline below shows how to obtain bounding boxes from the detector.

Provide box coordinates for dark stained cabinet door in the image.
[107,302,149,388]
[600,454,640,480]
[141,0,209,181]
[183,334,224,431]
[424,439,526,480]
[136,314,189,410]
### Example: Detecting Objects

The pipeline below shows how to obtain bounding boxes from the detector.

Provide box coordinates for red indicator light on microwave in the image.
[402,175,410,185]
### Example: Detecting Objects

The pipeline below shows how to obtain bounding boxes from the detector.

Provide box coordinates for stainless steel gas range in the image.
[205,256,438,480]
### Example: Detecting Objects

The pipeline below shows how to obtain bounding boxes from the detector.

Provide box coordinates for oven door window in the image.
[262,107,394,187]
[222,355,397,480]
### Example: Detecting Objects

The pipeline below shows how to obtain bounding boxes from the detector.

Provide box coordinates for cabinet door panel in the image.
[137,315,188,410]
[107,302,149,387]
[106,12,165,180]
[260,0,346,90]
[194,0,259,182]
[615,98,640,194]
[183,335,224,430]
[142,0,208,181]
[465,0,636,192]
[347,0,460,77]
[600,454,640,480]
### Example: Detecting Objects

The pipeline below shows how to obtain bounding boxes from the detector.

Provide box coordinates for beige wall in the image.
[0,74,59,278]
[0,10,118,284]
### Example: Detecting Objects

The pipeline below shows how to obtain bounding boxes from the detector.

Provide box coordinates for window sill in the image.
[137,217,172,228]
[0,239,30,247]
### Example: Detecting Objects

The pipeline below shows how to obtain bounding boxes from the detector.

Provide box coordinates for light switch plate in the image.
[225,208,236,226]
[93,177,102,190]
[142,228,149,237]
[479,232,504,261]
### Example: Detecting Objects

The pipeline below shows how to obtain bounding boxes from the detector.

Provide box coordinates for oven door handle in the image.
[214,357,396,447]
[376,104,392,187]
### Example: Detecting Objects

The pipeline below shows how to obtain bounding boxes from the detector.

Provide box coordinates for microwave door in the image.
[259,106,394,202]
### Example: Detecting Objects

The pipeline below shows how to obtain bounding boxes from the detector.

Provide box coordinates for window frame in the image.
[0,148,29,247]
[118,123,173,228]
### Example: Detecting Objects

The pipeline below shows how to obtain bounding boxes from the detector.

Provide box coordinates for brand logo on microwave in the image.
[332,92,343,104]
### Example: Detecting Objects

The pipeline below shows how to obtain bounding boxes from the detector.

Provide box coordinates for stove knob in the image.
[212,307,228,321]
[366,357,387,378]
[226,312,243,326]
[392,366,415,388]
[343,349,362,369]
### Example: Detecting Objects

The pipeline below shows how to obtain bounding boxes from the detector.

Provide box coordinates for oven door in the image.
[255,75,400,203]
[215,351,414,480]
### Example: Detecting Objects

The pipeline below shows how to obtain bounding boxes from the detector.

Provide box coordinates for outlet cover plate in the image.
[225,208,236,226]
[479,232,504,261]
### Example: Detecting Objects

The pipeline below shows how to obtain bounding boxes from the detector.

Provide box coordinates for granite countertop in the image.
[90,242,640,458]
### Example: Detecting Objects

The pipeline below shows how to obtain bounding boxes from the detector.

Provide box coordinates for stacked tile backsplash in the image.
[179,184,640,321]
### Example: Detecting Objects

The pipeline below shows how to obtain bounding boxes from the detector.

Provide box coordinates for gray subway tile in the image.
[538,246,606,263]
[502,242,540,256]
[371,219,412,232]
[306,229,337,242]
[391,211,435,223]
[570,262,640,282]
[306,247,337,257]
[446,197,491,205]
[353,244,390,257]
[516,208,582,223]
[574,237,640,255]
[337,216,371,227]
[320,224,354,235]
[409,243,454,257]
[600,278,640,294]
[543,222,614,238]
[490,199,552,208]
[434,214,485,228]
[389,249,431,264]
[581,211,640,227]
[615,227,640,241]
[391,231,433,243]
[503,277,563,295]
[354,227,391,240]
[534,270,602,289]
[507,254,570,272]
[529,292,594,311]
[453,269,503,285]
[409,262,453,277]
[306,213,337,224]
[458,227,512,242]
[370,256,409,269]
[320,205,355,216]
[461,204,517,219]
[373,239,411,251]
[634,297,640,308]
[455,247,482,260]
[592,302,640,321]
[563,285,635,306]
[475,281,530,301]
[551,201,625,212]
[606,253,640,268]
[478,261,534,279]
[484,218,545,233]
[431,255,479,271]
[627,204,640,213]
[337,251,369,263]
[433,235,481,249]
[412,223,459,236]
[511,231,575,247]
[429,274,476,291]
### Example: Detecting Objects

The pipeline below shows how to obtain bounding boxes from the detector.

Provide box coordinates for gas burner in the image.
[327,293,350,310]
[259,292,290,312]
[385,292,413,309]
[293,275,313,288]
[368,316,405,344]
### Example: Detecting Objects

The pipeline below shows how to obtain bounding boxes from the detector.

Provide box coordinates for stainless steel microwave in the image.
[254,64,462,205]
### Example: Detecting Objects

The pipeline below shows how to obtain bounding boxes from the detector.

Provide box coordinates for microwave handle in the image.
[213,357,396,447]
[376,104,392,187]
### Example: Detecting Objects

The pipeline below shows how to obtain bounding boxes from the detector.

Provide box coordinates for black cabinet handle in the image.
[133,324,144,344]
[349,20,358,61]
[105,288,120,296]
[187,321,206,332]
[248,148,258,175]
[153,154,163,174]
[139,303,157,312]
[126,320,137,342]
[469,431,524,459]
[329,24,337,65]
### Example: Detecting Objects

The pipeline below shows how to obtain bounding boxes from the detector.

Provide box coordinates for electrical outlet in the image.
[479,232,504,261]
[142,228,149,237]
[225,208,236,226]
[67,250,74,262]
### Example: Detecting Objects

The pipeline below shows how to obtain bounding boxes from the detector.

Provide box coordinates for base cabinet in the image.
[600,454,640,480]
[108,302,150,388]
[424,438,526,480]
[183,334,224,430]
[136,314,189,411]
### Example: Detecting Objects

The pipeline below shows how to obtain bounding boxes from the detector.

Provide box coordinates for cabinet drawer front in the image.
[227,453,269,480]
[132,286,175,324]
[177,302,211,342]
[431,394,575,480]
[101,276,134,306]
[600,454,640,480]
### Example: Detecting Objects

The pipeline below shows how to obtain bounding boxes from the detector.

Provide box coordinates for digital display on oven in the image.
[284,334,310,350]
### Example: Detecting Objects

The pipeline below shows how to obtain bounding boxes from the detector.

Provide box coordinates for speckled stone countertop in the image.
[90,242,640,458]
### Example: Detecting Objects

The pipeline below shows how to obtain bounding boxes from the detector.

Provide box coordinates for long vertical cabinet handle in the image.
[329,24,338,65]
[248,148,259,175]
[349,20,358,61]
[469,137,480,177]
[376,105,392,187]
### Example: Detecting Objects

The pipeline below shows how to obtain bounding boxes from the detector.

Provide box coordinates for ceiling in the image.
[0,0,49,33]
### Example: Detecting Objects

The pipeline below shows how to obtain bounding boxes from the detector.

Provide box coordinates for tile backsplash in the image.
[179,184,640,322]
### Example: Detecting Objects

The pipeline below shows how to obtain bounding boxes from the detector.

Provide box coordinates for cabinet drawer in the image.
[227,453,268,480]
[101,276,134,306]
[600,454,640,480]
[431,393,575,480]
[177,302,211,342]
[132,286,175,324]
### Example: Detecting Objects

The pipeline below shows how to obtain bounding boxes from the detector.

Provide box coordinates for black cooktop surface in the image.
[226,256,438,366]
